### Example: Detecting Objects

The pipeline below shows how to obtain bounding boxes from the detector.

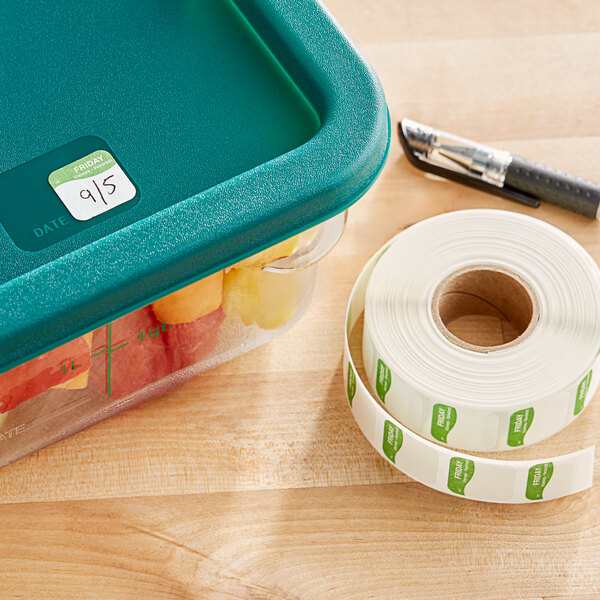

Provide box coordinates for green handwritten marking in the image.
[447,457,475,496]
[138,322,170,342]
[347,363,356,407]
[526,462,554,500]
[574,370,593,415]
[382,420,403,463]
[61,360,81,375]
[431,404,457,443]
[507,407,534,447]
[376,359,391,403]
[90,323,128,398]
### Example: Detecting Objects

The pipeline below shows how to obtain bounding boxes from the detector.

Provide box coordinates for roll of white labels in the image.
[343,210,600,502]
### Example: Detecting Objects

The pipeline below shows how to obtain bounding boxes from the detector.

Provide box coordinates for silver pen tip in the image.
[399,119,436,156]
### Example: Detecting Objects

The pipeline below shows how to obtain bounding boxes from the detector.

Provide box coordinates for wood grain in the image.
[2,1,600,598]
[2,484,600,600]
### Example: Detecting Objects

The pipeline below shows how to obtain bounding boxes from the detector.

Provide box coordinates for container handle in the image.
[263,211,347,272]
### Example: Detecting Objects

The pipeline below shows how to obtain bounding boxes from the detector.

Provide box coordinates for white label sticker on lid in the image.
[48,150,136,221]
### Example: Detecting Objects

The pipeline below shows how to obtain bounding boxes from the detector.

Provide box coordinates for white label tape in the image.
[344,209,600,503]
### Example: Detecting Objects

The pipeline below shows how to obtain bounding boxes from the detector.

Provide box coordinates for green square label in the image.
[49,150,137,221]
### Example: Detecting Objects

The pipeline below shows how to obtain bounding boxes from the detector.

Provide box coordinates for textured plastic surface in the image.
[0,0,390,374]
[505,156,600,218]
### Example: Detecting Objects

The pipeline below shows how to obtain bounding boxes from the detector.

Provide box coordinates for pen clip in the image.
[397,122,540,209]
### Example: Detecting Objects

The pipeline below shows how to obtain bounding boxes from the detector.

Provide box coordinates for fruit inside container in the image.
[0,214,343,465]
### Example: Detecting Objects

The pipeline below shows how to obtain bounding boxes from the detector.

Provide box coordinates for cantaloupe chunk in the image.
[152,271,223,325]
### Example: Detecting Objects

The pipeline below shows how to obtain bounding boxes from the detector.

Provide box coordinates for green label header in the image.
[574,370,592,415]
[48,150,116,188]
[376,358,391,403]
[347,362,356,407]
[382,420,403,463]
[447,457,475,495]
[526,462,554,500]
[431,403,457,443]
[507,407,534,447]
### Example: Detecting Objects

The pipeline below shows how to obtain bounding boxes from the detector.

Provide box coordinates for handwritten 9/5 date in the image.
[79,175,116,205]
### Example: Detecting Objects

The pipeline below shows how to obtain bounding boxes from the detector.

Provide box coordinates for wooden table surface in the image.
[3,1,600,598]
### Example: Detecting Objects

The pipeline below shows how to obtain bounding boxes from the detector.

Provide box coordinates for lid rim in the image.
[0,0,390,374]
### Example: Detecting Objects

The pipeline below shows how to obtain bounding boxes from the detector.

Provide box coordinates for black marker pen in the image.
[399,118,600,218]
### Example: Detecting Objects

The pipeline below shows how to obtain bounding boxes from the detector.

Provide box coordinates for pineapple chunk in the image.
[232,236,300,270]
[223,267,308,330]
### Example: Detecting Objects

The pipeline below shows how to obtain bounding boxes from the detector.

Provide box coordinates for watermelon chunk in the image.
[89,306,171,400]
[0,336,92,414]
[166,307,225,369]
[89,304,225,400]
[52,333,93,390]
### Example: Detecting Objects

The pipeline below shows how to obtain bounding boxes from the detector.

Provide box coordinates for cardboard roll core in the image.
[431,265,540,353]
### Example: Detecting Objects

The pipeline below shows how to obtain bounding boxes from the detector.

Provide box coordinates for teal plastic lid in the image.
[0,0,390,373]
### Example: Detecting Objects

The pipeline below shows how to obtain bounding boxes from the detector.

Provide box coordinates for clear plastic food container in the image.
[0,0,389,467]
